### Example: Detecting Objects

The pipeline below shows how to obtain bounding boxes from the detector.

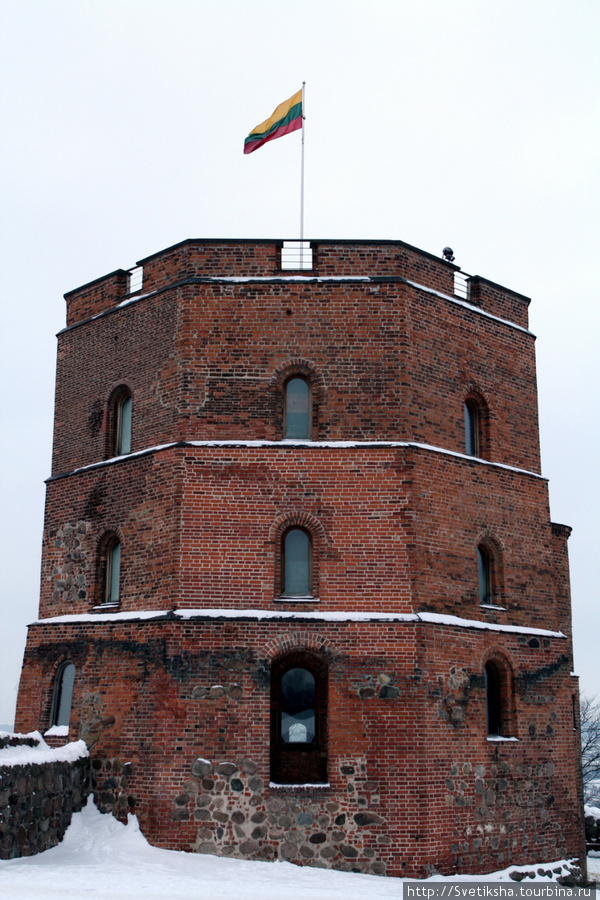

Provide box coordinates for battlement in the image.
[63,239,530,330]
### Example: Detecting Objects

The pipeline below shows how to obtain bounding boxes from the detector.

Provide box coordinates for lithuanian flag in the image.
[244,89,303,155]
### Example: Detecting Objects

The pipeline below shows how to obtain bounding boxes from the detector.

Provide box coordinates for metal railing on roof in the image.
[281,241,313,271]
[453,271,470,301]
[127,266,143,294]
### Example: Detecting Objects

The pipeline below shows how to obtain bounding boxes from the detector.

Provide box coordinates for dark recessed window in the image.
[116,394,132,455]
[285,377,311,439]
[477,545,494,605]
[464,400,480,457]
[271,652,327,784]
[282,527,312,597]
[51,662,75,728]
[485,661,502,736]
[105,540,121,605]
[281,668,316,743]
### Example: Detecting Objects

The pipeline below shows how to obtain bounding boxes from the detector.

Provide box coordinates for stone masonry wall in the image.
[0,738,89,859]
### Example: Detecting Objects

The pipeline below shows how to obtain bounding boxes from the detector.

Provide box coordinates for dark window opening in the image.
[271,652,327,784]
[104,539,121,606]
[281,668,316,743]
[282,527,312,597]
[485,661,502,736]
[284,377,311,439]
[477,545,494,605]
[464,400,480,457]
[51,662,75,728]
[116,394,132,455]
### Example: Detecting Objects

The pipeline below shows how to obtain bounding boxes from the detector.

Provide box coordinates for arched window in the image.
[51,662,75,728]
[115,392,132,455]
[104,539,121,606]
[284,376,311,439]
[464,400,480,457]
[282,527,312,597]
[485,661,504,736]
[483,656,516,738]
[270,652,328,784]
[477,545,494,606]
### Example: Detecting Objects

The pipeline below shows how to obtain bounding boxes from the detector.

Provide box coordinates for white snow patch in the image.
[0,732,88,767]
[270,782,331,789]
[207,276,372,283]
[31,608,565,640]
[44,724,69,737]
[416,612,565,639]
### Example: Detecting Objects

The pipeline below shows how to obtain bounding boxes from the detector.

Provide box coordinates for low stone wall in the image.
[0,733,89,859]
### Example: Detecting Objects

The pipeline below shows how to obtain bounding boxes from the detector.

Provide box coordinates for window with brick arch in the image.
[281,527,312,598]
[97,535,121,608]
[270,651,328,785]
[484,657,518,739]
[284,376,311,439]
[464,400,480,457]
[477,544,495,606]
[115,393,132,455]
[463,392,489,459]
[107,386,133,458]
[51,661,75,728]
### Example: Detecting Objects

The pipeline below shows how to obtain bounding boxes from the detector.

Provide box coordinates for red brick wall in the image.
[17,238,582,877]
[37,442,567,625]
[15,617,585,877]
[40,450,183,616]
[54,257,538,475]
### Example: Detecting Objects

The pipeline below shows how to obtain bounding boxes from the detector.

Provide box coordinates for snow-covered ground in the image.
[0,799,597,900]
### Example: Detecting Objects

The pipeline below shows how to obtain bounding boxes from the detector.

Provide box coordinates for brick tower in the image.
[15,238,585,877]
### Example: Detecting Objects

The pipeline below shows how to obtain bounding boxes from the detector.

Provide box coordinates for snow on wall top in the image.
[30,608,566,639]
[0,732,89,768]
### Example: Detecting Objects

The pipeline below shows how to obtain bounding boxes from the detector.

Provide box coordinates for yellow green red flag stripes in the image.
[244,89,303,154]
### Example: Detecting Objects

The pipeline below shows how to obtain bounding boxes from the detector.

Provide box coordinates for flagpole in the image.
[300,82,306,254]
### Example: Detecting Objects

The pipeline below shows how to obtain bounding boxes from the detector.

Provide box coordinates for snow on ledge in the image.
[270,782,330,789]
[31,608,565,639]
[52,438,546,482]
[0,732,89,768]
[404,279,534,336]
[208,276,371,283]
[415,611,565,639]
[44,724,69,737]
[487,736,520,743]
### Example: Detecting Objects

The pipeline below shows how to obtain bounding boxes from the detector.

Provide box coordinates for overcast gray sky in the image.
[0,0,598,728]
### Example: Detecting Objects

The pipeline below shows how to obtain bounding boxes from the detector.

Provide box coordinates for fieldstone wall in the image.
[0,741,89,859]
[174,754,387,875]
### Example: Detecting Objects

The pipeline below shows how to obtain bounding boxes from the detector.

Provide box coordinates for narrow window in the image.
[116,394,132,455]
[105,540,121,605]
[464,400,480,457]
[285,377,310,439]
[270,652,328,784]
[282,528,311,597]
[477,545,493,605]
[51,662,76,728]
[485,661,502,736]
